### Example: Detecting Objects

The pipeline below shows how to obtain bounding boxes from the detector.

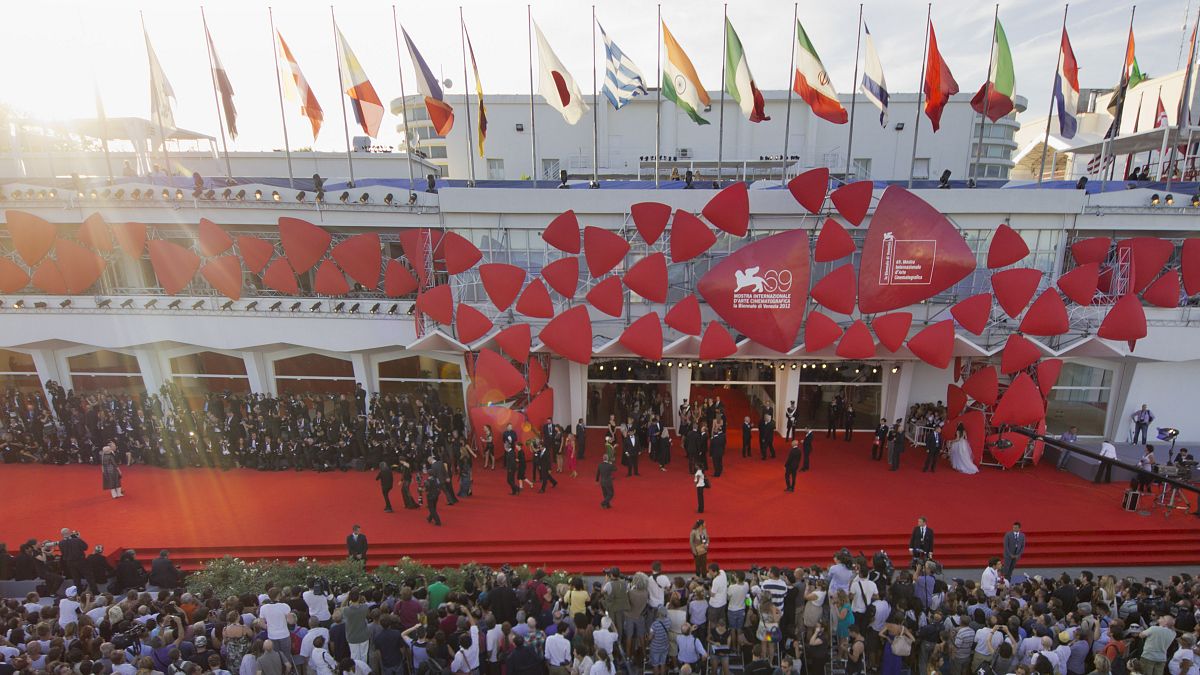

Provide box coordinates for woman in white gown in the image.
[948,423,979,474]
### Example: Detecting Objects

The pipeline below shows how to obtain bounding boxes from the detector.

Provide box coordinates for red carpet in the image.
[2,432,1197,573]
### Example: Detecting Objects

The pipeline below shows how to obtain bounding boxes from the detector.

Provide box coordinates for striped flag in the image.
[859,23,889,127]
[403,28,455,137]
[276,30,324,139]
[792,19,845,124]
[1053,27,1080,139]
[335,24,385,138]
[464,23,487,157]
[725,17,769,122]
[970,16,1015,122]
[661,20,710,125]
[1088,121,1117,175]
[204,23,237,140]
[598,22,648,110]
[143,28,176,131]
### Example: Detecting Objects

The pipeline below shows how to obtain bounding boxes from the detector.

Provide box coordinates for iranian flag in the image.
[662,20,711,125]
[724,18,769,122]
[793,19,847,124]
[971,16,1016,121]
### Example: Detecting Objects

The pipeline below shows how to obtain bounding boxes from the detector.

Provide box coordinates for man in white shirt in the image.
[647,562,671,609]
[58,588,82,628]
[543,621,573,674]
[593,617,618,657]
[300,618,330,661]
[708,564,729,626]
[260,588,294,657]
[86,596,109,625]
[1169,635,1200,675]
[303,585,333,626]
[981,558,1003,598]
[1095,441,1118,483]
[485,617,504,666]
[849,570,878,629]
[972,618,1003,672]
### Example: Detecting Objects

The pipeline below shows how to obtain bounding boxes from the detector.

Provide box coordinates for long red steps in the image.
[160,528,1200,573]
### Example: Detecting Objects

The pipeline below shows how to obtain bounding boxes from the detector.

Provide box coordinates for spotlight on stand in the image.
[1165,194,1175,206]
[938,170,952,189]
[175,189,184,201]
[144,299,158,309]
[349,303,360,313]
[33,302,47,309]
[254,189,263,200]
[203,189,215,200]
[426,174,437,193]
[131,189,142,200]
[235,190,246,201]
[120,299,134,309]
[167,299,182,309]
[310,302,322,312]
[222,188,232,200]
[221,300,234,310]
[339,191,350,203]
[407,193,418,205]
[245,301,258,311]
[272,191,281,202]
[296,191,307,202]
[191,300,205,310]
[59,299,72,308]
[1076,177,1088,190]
[384,193,394,205]
[161,189,170,200]
[1150,193,1161,206]
[12,300,22,309]
[269,301,282,311]
[334,302,346,312]
[290,302,301,312]
[369,303,381,314]
[358,192,369,203]
[388,304,399,315]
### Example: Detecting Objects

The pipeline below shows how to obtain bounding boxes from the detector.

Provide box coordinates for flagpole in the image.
[1038,5,1069,184]
[655,5,662,188]
[1124,92,1144,180]
[330,7,356,186]
[141,12,175,185]
[1167,6,1197,188]
[201,7,234,183]
[1103,6,1137,182]
[459,7,476,186]
[93,83,115,184]
[781,3,798,186]
[971,4,1000,184]
[716,4,728,188]
[844,4,863,179]
[267,8,295,188]
[1156,86,1171,180]
[908,5,931,189]
[527,5,539,183]
[389,7,417,196]
[591,5,599,187]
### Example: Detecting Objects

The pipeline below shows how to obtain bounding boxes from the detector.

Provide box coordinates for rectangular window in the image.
[428,146,448,159]
[487,158,505,180]
[1046,363,1113,436]
[912,158,930,180]
[852,158,872,179]
[542,158,560,180]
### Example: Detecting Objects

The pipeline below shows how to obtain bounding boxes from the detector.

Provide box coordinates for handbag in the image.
[891,632,913,657]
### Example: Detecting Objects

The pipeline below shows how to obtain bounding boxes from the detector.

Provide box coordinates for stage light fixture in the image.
[33,301,47,309]
[406,305,416,316]
[938,170,952,189]
[296,191,306,202]
[891,366,900,374]
[290,302,301,312]
[143,189,154,200]
[408,193,418,205]
[50,189,58,199]
[272,191,281,202]
[599,365,605,371]
[12,300,22,309]
[223,188,233,200]
[59,299,72,308]
[1192,194,1200,207]
[191,300,205,310]
[131,189,141,200]
[25,190,36,199]
[388,304,399,315]
[358,193,369,204]
[334,302,346,312]
[339,191,350,203]
[235,190,246,201]
[167,300,182,309]
[245,301,258,311]
[204,189,215,200]
[791,364,797,369]
[89,189,99,199]
[872,367,878,374]
[369,303,380,314]
[310,302,321,312]
[269,301,282,311]
[316,191,325,203]
[384,193,394,205]
[221,300,234,310]
[175,189,185,201]
[36,190,46,199]
[254,189,263,200]
[159,188,168,200]
[821,363,827,369]
[145,299,158,308]
[1150,193,1161,206]
[1166,194,1175,206]
[119,299,134,308]
[349,303,360,313]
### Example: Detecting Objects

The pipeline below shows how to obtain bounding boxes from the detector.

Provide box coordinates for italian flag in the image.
[725,18,770,122]
[662,20,710,125]
[971,17,1015,122]
[793,20,847,124]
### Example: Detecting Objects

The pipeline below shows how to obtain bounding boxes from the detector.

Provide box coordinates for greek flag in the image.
[859,23,889,127]
[599,23,648,110]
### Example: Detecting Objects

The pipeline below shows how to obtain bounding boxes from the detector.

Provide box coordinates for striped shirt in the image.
[761,578,788,609]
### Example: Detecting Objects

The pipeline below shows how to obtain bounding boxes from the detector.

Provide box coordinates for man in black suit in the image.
[623,426,640,476]
[575,419,587,460]
[425,474,442,526]
[346,525,368,564]
[741,416,753,458]
[149,550,183,588]
[596,455,615,509]
[501,424,518,453]
[922,424,943,473]
[801,428,814,471]
[648,416,663,466]
[58,529,88,593]
[710,421,726,477]
[86,545,113,591]
[535,443,557,492]
[541,421,555,452]
[431,456,458,505]
[686,424,703,473]
[761,413,776,459]
[784,439,801,491]
[908,517,934,565]
[888,421,905,471]
[375,462,394,512]
[504,442,520,495]
[873,418,889,461]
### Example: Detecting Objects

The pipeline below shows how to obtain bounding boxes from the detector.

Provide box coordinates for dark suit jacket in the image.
[149,557,182,588]
[785,447,802,470]
[1003,531,1025,560]
[909,527,934,555]
[347,533,368,559]
[803,431,814,455]
[575,424,587,449]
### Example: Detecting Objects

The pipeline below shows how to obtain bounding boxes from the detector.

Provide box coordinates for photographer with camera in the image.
[57,528,88,593]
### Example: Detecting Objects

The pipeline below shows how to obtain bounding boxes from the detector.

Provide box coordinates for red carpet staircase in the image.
[162,528,1200,573]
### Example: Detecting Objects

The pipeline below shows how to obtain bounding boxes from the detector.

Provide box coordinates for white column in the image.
[671,365,692,426]
[29,349,66,411]
[548,358,584,425]
[781,366,800,431]
[133,348,169,396]
[350,354,372,397]
[888,362,914,423]
[242,352,271,394]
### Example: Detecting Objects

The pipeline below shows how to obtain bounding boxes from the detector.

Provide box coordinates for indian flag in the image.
[662,20,710,125]
[724,18,769,122]
[970,16,1016,122]
[793,20,847,124]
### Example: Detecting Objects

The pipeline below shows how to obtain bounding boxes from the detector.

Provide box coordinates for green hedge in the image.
[185,556,574,598]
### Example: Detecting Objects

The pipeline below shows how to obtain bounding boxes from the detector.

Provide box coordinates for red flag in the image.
[923,20,959,132]
[1154,94,1169,128]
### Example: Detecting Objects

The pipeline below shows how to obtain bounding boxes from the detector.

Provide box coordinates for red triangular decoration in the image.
[415,285,455,324]
[1070,237,1110,265]
[1097,292,1147,343]
[619,313,663,360]
[1019,289,1069,336]
[583,225,630,277]
[528,359,549,395]
[907,320,955,368]
[624,252,668,303]
[701,182,749,236]
[54,239,106,294]
[670,210,717,262]
[999,333,1042,374]
[1117,237,1175,294]
[31,260,67,294]
[631,202,672,246]
[526,388,554,427]
[950,293,992,335]
[1182,239,1200,296]
[540,305,593,364]
[810,264,856,314]
[516,278,554,318]
[456,303,494,344]
[474,348,527,404]
[986,223,1030,269]
[198,218,234,257]
[261,258,299,294]
[1056,262,1099,306]
[495,324,532,363]
[829,180,872,226]
[5,210,56,266]
[586,276,624,317]
[804,312,842,352]
[278,217,331,274]
[871,312,913,352]
[946,384,967,419]
[786,167,829,213]
[991,372,1045,427]
[991,268,1042,318]
[0,258,29,293]
[114,222,147,258]
[237,236,275,274]
[835,320,876,359]
[961,366,998,406]
[200,256,243,301]
[441,231,482,275]
[814,218,856,262]
[314,260,350,296]
[384,259,418,297]
[665,295,702,336]
[543,210,582,254]
[78,213,113,252]
[331,233,382,288]
[479,263,527,311]
[699,322,738,360]
[1142,269,1181,308]
[1035,359,1063,397]
[147,239,201,295]
[541,257,580,298]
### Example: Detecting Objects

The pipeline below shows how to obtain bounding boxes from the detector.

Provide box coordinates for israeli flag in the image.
[859,24,889,127]
[599,23,648,110]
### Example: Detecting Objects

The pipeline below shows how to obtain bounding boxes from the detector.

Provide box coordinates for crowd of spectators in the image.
[0,383,464,475]
[3,537,1199,675]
